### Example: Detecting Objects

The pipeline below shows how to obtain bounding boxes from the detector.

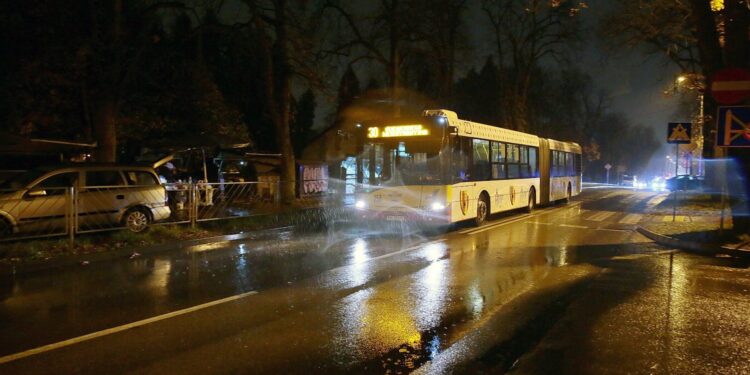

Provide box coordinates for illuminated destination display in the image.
[367,125,430,138]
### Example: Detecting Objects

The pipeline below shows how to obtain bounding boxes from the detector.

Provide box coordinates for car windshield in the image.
[0,169,48,190]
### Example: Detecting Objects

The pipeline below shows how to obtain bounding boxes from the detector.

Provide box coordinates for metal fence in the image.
[0,181,299,244]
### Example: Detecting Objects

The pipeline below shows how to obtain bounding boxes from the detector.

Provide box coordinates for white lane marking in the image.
[596,228,631,233]
[0,290,260,365]
[461,202,582,235]
[585,211,616,222]
[463,215,531,235]
[619,213,643,225]
[559,224,588,229]
[527,221,552,225]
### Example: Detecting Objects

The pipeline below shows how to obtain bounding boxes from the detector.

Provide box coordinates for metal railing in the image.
[0,181,345,246]
[195,182,276,222]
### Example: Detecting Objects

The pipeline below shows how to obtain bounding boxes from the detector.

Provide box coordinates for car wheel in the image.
[475,194,489,227]
[123,208,151,233]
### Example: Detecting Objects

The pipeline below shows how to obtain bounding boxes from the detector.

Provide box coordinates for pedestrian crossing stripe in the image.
[662,215,691,222]
[618,213,643,225]
[646,195,667,207]
[586,211,616,221]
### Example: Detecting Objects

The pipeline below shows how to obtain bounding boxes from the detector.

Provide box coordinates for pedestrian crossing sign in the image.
[716,106,750,147]
[667,122,692,144]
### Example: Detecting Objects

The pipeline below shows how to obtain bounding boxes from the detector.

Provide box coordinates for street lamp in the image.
[668,72,706,176]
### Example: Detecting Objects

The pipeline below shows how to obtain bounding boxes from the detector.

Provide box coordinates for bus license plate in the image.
[386,215,404,221]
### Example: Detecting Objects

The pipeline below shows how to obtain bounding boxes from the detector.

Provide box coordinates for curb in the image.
[0,225,295,277]
[636,226,750,258]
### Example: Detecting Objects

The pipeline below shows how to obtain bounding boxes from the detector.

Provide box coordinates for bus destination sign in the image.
[367,124,430,138]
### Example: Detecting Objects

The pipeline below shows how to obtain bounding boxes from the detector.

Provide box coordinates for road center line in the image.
[0,290,259,365]
[328,239,447,274]
[559,224,588,229]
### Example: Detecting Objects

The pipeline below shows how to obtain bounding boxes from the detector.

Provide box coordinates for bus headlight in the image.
[355,200,367,209]
[430,202,446,211]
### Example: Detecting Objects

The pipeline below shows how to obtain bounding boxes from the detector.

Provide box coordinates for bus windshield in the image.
[363,141,446,186]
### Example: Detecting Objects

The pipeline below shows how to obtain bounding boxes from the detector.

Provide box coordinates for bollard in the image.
[190,184,198,229]
[68,186,75,249]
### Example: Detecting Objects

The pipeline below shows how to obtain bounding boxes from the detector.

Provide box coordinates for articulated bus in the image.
[354,109,581,226]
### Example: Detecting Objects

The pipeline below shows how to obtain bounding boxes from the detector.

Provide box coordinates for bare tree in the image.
[323,0,424,115]
[482,0,585,131]
[409,0,469,103]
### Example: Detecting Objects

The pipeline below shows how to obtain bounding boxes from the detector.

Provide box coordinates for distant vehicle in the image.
[0,165,170,236]
[354,109,582,227]
[666,175,703,191]
[620,174,636,187]
[650,176,667,191]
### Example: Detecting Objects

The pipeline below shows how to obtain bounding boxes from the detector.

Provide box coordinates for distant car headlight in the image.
[355,200,367,209]
[430,202,445,211]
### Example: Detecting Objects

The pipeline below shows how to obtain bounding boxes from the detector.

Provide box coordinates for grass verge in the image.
[0,205,352,265]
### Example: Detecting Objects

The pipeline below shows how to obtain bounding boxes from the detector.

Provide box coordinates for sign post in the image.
[604,163,611,184]
[667,122,692,221]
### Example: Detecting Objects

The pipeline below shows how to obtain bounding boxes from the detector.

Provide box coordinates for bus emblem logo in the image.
[460,191,469,215]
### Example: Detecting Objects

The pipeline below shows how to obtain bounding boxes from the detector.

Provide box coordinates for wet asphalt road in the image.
[0,187,741,374]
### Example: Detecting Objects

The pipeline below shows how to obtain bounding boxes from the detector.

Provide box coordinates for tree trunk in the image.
[93,98,118,162]
[724,0,750,233]
[273,0,297,204]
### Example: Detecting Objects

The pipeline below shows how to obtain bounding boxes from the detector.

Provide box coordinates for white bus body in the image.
[354,110,581,226]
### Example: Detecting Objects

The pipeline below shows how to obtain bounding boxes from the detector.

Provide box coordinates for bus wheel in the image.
[526,188,536,213]
[0,217,12,237]
[475,194,489,226]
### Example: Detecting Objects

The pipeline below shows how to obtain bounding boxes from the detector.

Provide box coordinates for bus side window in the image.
[507,144,520,179]
[551,151,559,177]
[472,139,490,181]
[519,145,529,178]
[491,141,506,179]
[529,147,538,177]
[452,137,470,182]
[566,153,574,176]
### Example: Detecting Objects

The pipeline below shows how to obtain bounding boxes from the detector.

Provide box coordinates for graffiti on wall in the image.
[299,165,328,196]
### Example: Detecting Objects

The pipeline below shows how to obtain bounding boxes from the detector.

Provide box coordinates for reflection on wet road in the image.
[0,187,721,374]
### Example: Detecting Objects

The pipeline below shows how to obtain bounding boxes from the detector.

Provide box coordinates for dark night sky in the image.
[464,0,682,133]
[221,0,683,148]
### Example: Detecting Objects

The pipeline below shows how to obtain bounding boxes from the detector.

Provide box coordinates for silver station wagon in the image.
[0,165,171,236]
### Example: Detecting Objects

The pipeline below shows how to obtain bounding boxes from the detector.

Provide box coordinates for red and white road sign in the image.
[710,68,750,105]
